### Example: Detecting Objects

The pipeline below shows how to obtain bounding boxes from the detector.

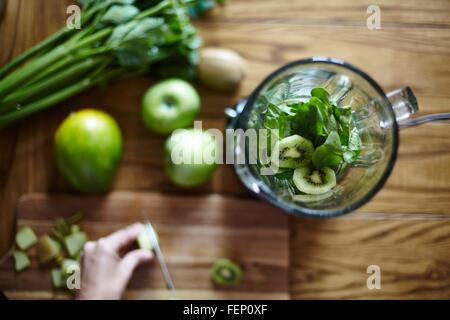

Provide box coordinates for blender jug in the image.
[226,57,450,218]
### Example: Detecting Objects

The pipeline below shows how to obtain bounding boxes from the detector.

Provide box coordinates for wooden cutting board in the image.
[0,192,290,300]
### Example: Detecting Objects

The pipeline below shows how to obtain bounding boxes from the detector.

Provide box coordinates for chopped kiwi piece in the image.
[51,268,65,289]
[211,258,243,286]
[54,212,82,237]
[52,229,66,245]
[15,226,38,251]
[55,254,65,266]
[14,250,30,272]
[64,232,88,258]
[137,230,154,251]
[61,259,80,278]
[70,224,81,234]
[37,234,61,265]
[136,225,159,251]
[54,217,71,236]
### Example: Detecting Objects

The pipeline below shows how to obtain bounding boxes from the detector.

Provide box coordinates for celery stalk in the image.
[0,58,101,113]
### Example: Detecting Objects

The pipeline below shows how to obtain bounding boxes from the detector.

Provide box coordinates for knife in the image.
[144,219,177,299]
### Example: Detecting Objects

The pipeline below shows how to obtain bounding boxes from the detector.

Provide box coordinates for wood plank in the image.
[291,218,450,299]
[206,0,450,27]
[196,23,450,106]
[0,192,289,299]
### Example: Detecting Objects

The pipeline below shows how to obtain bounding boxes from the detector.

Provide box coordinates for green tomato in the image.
[142,79,200,135]
[164,129,219,187]
[54,109,122,193]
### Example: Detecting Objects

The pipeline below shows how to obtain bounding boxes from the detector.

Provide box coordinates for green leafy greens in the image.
[263,87,362,171]
[0,0,223,127]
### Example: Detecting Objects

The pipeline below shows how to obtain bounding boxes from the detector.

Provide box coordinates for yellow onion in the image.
[198,47,246,92]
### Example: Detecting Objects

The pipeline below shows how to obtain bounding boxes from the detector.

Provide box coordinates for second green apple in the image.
[142,79,200,135]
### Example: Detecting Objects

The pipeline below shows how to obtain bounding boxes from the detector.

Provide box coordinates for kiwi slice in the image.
[15,226,38,251]
[211,258,243,286]
[271,135,313,169]
[293,166,336,195]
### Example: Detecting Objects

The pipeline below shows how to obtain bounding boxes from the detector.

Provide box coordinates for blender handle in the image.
[398,113,450,128]
[388,86,450,128]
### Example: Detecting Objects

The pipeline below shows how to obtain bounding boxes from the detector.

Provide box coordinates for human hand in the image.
[77,223,153,300]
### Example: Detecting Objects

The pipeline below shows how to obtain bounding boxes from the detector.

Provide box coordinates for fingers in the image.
[83,241,96,253]
[100,223,144,253]
[119,249,154,283]
[80,241,96,261]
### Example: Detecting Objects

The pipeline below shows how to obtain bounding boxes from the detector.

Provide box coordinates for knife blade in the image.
[144,219,177,299]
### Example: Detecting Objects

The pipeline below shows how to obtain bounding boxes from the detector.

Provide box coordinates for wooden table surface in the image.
[1,0,450,299]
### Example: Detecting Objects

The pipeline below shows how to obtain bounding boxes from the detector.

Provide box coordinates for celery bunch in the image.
[0,0,219,127]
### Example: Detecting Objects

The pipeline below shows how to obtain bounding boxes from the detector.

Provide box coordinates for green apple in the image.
[142,79,200,135]
[54,109,122,193]
[164,128,219,187]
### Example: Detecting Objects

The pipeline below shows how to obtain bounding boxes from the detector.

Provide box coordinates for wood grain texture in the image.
[205,0,450,27]
[0,0,450,299]
[292,218,450,299]
[1,192,289,300]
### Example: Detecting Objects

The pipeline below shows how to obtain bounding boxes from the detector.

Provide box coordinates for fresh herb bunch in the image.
[264,87,361,171]
[0,0,221,127]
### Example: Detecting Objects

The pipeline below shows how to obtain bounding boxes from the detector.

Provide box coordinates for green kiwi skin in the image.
[293,166,336,195]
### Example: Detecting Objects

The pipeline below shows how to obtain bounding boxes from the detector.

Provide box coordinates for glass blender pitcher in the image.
[226,57,450,218]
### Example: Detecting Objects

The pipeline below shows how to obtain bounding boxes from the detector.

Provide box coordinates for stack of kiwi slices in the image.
[262,87,362,201]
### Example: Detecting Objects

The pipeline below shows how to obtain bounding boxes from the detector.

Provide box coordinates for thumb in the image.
[118,249,153,285]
